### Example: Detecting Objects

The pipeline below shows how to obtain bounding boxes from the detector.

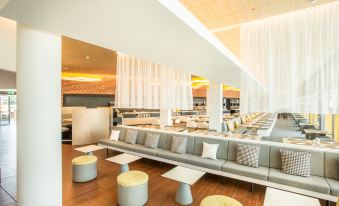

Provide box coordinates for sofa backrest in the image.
[193,136,228,160]
[269,145,324,176]
[111,127,147,145]
[227,140,270,167]
[111,126,127,141]
[324,151,339,180]
[166,133,195,154]
[146,131,168,149]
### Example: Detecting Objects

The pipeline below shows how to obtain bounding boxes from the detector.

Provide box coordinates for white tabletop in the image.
[75,145,103,153]
[264,188,320,206]
[106,153,142,165]
[162,166,206,185]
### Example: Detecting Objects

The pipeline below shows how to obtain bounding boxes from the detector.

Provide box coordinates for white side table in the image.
[75,145,103,155]
[264,188,320,206]
[106,153,142,174]
[162,166,205,205]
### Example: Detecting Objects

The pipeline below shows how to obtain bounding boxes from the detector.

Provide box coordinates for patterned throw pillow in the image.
[236,144,260,168]
[280,149,311,177]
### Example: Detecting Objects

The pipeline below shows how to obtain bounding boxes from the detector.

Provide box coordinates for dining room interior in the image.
[0,1,339,206]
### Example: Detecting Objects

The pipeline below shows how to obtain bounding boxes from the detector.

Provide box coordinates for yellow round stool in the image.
[72,155,97,182]
[117,170,149,206]
[200,195,243,206]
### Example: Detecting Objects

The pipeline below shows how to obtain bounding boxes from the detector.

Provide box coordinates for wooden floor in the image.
[63,145,266,206]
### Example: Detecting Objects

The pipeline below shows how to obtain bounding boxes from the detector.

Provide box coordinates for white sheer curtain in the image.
[115,53,193,110]
[240,2,339,114]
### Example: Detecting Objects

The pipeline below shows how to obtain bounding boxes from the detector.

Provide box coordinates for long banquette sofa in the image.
[98,125,339,202]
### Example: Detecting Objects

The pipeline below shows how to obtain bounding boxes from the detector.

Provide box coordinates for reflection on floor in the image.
[0,124,16,206]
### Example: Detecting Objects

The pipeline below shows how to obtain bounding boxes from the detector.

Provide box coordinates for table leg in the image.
[175,182,193,205]
[120,164,129,174]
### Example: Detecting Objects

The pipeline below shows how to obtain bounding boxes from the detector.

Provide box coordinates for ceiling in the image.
[180,0,337,57]
[0,0,248,87]
[62,36,116,76]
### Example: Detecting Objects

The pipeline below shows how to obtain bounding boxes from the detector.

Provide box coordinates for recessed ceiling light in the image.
[85,56,91,59]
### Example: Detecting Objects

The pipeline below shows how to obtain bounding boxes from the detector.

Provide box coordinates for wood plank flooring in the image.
[63,145,266,206]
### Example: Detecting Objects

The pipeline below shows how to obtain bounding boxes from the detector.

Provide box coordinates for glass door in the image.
[0,95,10,126]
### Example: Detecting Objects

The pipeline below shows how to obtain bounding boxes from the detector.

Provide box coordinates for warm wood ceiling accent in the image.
[62,36,117,76]
[180,0,337,57]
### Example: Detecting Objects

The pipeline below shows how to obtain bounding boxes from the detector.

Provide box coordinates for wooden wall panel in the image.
[72,107,110,145]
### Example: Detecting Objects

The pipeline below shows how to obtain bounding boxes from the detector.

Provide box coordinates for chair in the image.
[117,170,149,206]
[72,155,97,182]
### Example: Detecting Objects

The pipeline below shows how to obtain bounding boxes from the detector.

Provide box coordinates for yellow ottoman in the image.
[117,170,149,206]
[200,195,243,206]
[72,155,97,182]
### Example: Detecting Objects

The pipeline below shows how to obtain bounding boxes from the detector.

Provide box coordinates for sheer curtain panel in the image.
[240,2,339,114]
[115,53,193,110]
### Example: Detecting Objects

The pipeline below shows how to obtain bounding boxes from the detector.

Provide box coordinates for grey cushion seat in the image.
[98,139,123,148]
[156,149,187,163]
[268,168,330,194]
[125,144,157,156]
[185,154,225,170]
[222,161,269,180]
[326,178,339,196]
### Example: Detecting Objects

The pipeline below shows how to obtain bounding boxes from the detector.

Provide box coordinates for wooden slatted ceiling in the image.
[180,0,337,57]
[62,36,117,76]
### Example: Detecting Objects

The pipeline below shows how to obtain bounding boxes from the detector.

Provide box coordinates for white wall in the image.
[0,16,16,72]
[0,68,15,89]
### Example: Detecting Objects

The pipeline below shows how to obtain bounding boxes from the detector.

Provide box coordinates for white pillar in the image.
[207,82,223,132]
[160,109,172,128]
[17,24,62,206]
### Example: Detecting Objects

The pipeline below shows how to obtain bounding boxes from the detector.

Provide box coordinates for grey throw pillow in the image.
[171,136,187,154]
[280,149,311,177]
[144,133,160,149]
[125,129,138,144]
[236,144,260,168]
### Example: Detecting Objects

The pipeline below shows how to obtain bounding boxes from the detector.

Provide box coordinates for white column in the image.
[160,109,172,128]
[207,82,223,132]
[17,24,62,206]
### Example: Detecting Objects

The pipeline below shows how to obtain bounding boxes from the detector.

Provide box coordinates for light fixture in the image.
[61,72,102,82]
[85,56,91,59]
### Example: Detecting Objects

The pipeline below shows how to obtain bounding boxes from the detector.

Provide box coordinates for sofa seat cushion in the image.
[326,178,339,196]
[103,139,130,150]
[156,149,187,163]
[127,144,157,156]
[268,168,330,194]
[185,154,225,170]
[98,139,126,149]
[222,161,268,180]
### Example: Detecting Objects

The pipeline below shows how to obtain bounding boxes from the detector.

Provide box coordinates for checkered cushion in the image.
[280,149,311,177]
[236,144,260,168]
